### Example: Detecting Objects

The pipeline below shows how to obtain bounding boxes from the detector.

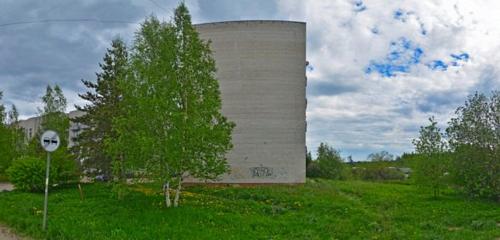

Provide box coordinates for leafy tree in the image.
[306,151,312,167]
[306,151,321,178]
[315,142,345,179]
[37,85,70,141]
[27,85,77,183]
[73,38,128,178]
[446,91,499,200]
[0,92,25,175]
[109,15,179,203]
[7,105,25,160]
[7,104,19,125]
[367,151,394,162]
[111,3,234,207]
[169,3,235,206]
[412,117,449,198]
[0,91,4,123]
[0,91,11,174]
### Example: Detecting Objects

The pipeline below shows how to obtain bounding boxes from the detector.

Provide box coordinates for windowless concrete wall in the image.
[195,21,306,183]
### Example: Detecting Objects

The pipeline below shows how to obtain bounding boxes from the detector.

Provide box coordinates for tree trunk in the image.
[174,178,182,207]
[163,182,171,207]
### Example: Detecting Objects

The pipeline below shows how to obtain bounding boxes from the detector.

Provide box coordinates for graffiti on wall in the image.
[250,166,274,178]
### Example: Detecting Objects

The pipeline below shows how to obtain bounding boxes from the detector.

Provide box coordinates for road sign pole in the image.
[40,130,60,231]
[42,152,51,231]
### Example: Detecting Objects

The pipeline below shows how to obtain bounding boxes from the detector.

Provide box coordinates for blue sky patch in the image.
[393,9,427,36]
[353,0,367,12]
[427,52,470,71]
[427,60,448,71]
[393,9,410,22]
[365,37,424,77]
[306,64,314,72]
[451,53,469,61]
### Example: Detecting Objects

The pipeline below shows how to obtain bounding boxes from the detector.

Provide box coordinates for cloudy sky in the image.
[0,0,499,161]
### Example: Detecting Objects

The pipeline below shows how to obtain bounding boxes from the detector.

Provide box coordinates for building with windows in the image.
[18,20,307,184]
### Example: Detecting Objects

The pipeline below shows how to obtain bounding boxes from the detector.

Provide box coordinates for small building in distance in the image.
[18,20,307,184]
[17,110,85,147]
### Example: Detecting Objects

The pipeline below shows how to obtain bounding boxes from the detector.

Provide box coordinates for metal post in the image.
[42,152,51,231]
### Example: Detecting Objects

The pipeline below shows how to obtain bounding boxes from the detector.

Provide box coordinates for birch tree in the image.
[169,3,235,207]
[114,3,234,207]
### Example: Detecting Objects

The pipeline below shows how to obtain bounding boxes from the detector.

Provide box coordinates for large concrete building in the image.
[18,20,307,184]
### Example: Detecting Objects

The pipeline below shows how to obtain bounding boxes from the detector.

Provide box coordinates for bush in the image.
[51,150,79,183]
[6,156,58,192]
[446,92,499,200]
[312,143,346,180]
[413,153,451,197]
[351,166,405,181]
[6,154,78,192]
[451,145,498,200]
[306,161,321,178]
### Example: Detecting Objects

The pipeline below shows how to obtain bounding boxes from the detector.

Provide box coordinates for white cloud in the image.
[1,0,498,161]
[278,0,500,160]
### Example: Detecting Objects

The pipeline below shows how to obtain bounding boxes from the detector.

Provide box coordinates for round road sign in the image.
[40,130,60,152]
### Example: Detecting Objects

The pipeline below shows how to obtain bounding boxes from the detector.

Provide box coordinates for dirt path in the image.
[0,183,13,192]
[0,224,29,240]
[0,183,26,239]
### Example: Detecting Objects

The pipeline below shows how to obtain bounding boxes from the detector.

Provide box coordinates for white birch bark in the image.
[173,179,182,207]
[164,182,171,207]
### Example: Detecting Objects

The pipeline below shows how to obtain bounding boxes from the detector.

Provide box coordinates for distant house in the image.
[17,110,85,147]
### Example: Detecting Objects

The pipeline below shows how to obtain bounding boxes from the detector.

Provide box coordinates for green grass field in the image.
[0,180,498,239]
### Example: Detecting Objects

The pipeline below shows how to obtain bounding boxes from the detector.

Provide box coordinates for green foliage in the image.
[171,3,235,181]
[27,85,71,157]
[7,105,25,155]
[50,149,79,183]
[413,117,448,153]
[0,124,14,174]
[6,153,77,193]
[74,38,129,177]
[412,117,449,198]
[451,145,498,199]
[308,142,345,179]
[0,181,498,239]
[111,182,130,200]
[0,94,23,175]
[351,165,405,181]
[0,91,4,123]
[6,156,57,192]
[0,91,9,173]
[367,151,394,162]
[446,91,499,200]
[20,85,79,185]
[109,15,180,191]
[306,151,312,167]
[305,161,321,178]
[110,3,234,206]
[39,85,70,145]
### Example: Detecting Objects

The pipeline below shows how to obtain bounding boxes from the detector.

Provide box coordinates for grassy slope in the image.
[0,180,498,240]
